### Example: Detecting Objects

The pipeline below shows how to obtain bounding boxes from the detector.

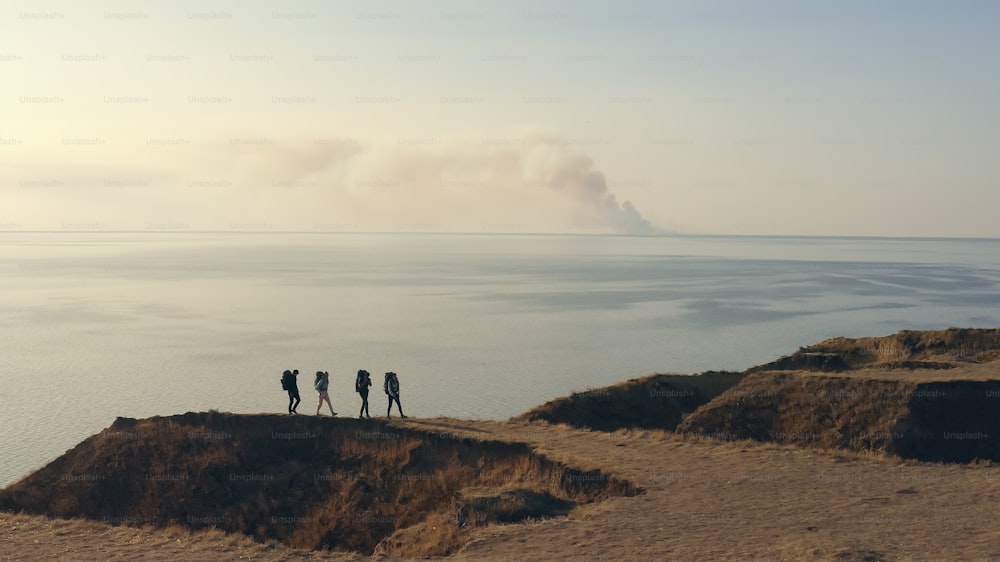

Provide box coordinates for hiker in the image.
[315,371,336,416]
[281,369,300,414]
[384,371,406,418]
[355,369,372,419]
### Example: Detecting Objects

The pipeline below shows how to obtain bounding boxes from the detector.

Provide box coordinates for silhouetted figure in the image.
[384,371,406,418]
[356,369,372,419]
[315,371,336,416]
[281,369,300,414]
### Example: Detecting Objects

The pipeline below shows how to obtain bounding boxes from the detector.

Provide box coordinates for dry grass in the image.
[413,419,1000,561]
[511,328,1000,463]
[807,360,1000,382]
[517,371,744,431]
[679,363,1000,462]
[5,417,1000,560]
[0,511,337,562]
[679,371,918,449]
[0,413,636,558]
[754,327,1000,372]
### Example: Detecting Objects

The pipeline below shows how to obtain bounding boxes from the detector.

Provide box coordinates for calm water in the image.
[2,232,1000,486]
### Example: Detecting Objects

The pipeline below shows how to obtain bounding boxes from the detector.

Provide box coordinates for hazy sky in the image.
[2,0,998,236]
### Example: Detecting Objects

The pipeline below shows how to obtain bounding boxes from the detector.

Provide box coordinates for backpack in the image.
[355,371,369,393]
[280,370,291,391]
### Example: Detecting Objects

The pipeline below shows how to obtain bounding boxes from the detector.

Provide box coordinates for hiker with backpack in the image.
[314,371,336,416]
[280,369,301,414]
[355,369,372,419]
[384,371,406,418]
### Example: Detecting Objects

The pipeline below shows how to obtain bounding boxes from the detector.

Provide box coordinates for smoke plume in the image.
[4,132,666,234]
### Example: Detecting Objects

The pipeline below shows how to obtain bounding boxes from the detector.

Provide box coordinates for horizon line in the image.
[1,229,999,242]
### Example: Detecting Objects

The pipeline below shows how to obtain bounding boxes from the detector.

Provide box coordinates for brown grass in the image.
[678,371,918,449]
[517,327,1000,463]
[0,412,637,558]
[5,417,1000,560]
[678,364,1000,462]
[751,327,1000,372]
[517,371,744,431]
[0,511,335,561]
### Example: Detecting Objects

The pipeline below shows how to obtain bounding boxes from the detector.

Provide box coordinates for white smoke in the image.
[4,132,666,234]
[222,133,664,234]
[520,139,658,234]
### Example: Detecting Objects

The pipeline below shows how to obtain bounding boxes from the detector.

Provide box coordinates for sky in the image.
[1,0,998,236]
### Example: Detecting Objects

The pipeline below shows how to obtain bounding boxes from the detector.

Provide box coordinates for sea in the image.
[2,232,1000,487]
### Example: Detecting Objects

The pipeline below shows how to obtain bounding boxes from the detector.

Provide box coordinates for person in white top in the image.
[314,371,336,416]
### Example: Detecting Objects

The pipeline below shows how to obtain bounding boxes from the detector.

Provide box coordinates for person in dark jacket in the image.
[315,371,336,416]
[355,369,372,419]
[281,369,301,414]
[384,371,406,418]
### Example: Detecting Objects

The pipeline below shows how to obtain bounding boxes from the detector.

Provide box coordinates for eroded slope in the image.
[0,412,639,557]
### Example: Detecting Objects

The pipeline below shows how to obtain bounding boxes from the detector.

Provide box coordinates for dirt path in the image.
[403,418,1000,561]
[4,417,1000,561]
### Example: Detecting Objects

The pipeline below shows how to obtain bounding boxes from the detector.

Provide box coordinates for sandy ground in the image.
[4,417,1000,561]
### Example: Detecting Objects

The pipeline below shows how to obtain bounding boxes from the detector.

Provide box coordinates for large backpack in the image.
[355,370,369,393]
[280,370,291,391]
